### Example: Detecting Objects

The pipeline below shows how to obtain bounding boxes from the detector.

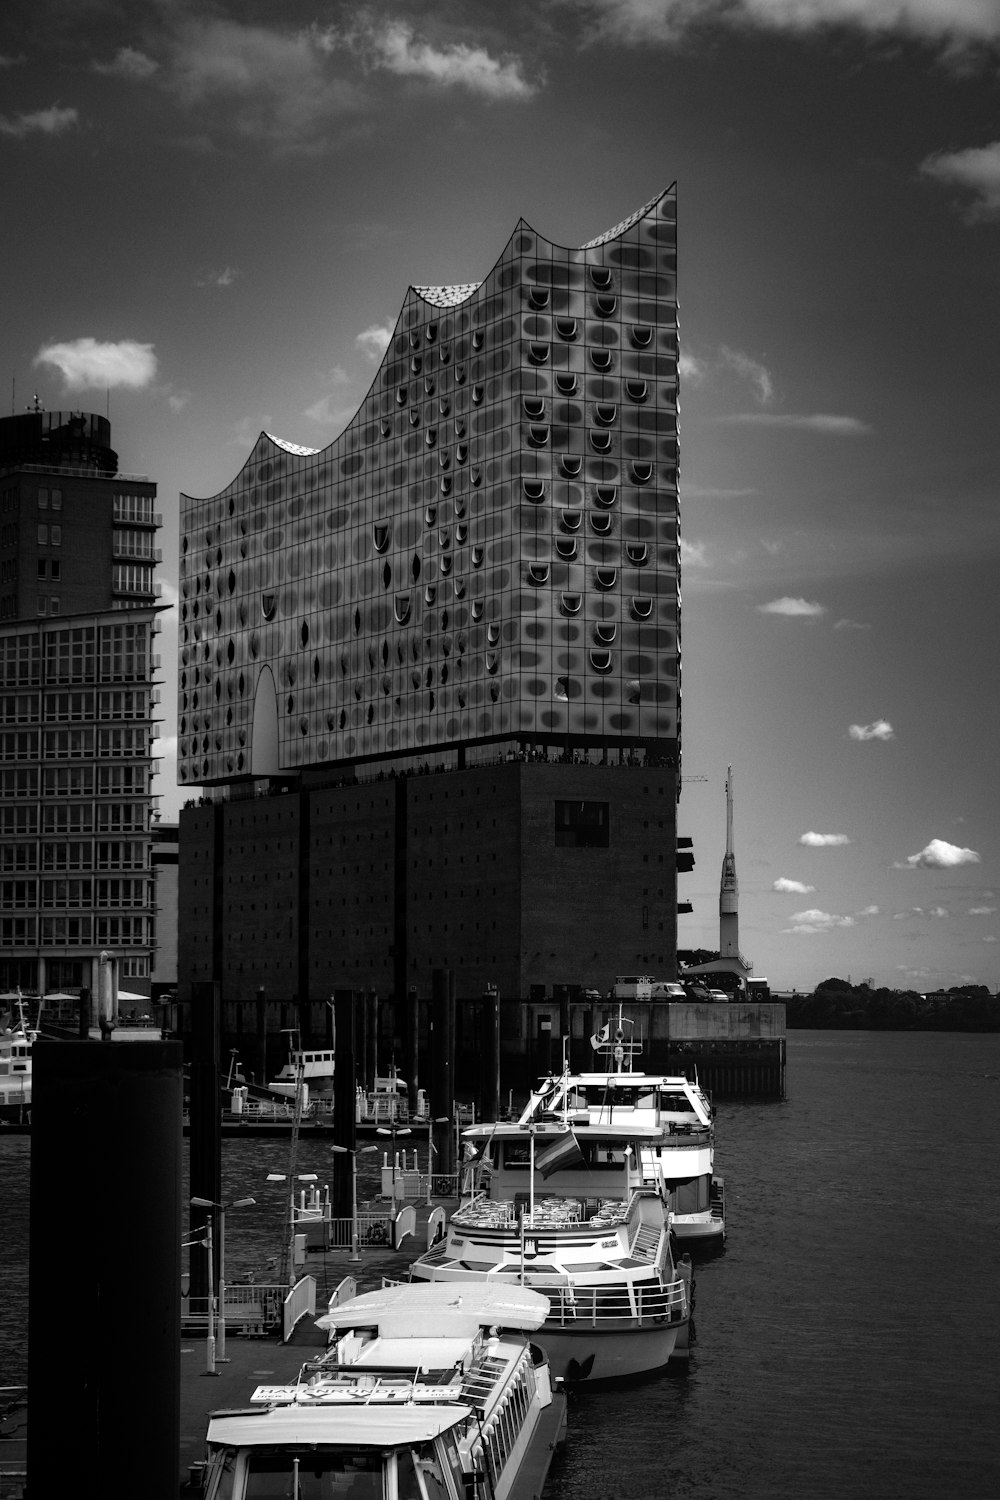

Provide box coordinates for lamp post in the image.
[191,1195,256,1364]
[375,1123,412,1203]
[266,1172,317,1285]
[329,1143,378,1262]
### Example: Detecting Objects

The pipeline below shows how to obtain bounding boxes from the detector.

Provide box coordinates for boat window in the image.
[397,1443,452,1499]
[236,1446,384,1496]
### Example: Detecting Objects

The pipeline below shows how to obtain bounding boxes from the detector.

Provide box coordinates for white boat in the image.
[409,1088,693,1382]
[0,997,36,1123]
[524,1013,725,1243]
[199,1283,566,1500]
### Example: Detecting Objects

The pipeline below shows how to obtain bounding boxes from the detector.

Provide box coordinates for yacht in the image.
[198,1283,566,1500]
[408,1088,693,1381]
[0,997,36,1123]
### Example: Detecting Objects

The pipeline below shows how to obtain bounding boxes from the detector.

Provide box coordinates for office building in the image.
[178,188,684,1004]
[0,408,162,998]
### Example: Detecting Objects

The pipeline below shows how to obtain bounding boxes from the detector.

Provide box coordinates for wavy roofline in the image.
[181,188,675,501]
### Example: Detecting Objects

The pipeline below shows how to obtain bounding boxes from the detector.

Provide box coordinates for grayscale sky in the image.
[3,0,998,992]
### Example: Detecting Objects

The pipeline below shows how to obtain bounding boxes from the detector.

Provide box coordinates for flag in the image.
[535,1127,585,1178]
[590,1023,610,1052]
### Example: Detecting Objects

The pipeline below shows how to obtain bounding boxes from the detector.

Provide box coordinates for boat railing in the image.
[181,1283,285,1336]
[543,1277,688,1328]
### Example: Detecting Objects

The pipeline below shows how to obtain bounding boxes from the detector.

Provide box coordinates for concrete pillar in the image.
[27,1041,183,1500]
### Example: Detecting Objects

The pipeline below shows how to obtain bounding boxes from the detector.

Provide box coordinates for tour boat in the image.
[0,997,36,1123]
[198,1283,566,1500]
[408,1082,693,1381]
[522,1015,726,1242]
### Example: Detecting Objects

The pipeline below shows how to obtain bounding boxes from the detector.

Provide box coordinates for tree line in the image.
[785,978,999,1031]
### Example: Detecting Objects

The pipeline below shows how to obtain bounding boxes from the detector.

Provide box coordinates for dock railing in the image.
[282,1276,316,1342]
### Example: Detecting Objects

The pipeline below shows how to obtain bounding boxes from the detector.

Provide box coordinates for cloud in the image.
[569,1,1000,54]
[0,54,25,69]
[93,47,159,81]
[720,345,774,404]
[849,719,894,741]
[786,907,855,934]
[679,351,708,384]
[0,105,78,138]
[356,322,395,361]
[35,338,157,391]
[758,596,826,618]
[680,538,709,567]
[337,15,541,99]
[905,838,981,869]
[969,906,997,916]
[799,831,850,847]
[165,17,367,150]
[929,906,950,918]
[721,412,871,434]
[773,878,816,894]
[834,617,871,631]
[195,266,239,288]
[920,141,1000,221]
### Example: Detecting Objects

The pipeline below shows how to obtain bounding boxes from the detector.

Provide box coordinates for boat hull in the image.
[537,1317,683,1382]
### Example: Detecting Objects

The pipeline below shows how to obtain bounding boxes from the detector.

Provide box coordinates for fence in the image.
[282,1276,316,1341]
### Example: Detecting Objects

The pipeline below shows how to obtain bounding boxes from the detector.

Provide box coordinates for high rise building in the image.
[178,188,684,1004]
[0,407,163,998]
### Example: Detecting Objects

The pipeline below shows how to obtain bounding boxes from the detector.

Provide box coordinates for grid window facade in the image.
[178,188,680,786]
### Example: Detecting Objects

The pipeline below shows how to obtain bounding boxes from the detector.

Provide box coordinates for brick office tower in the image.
[178,188,684,1010]
[0,408,163,1000]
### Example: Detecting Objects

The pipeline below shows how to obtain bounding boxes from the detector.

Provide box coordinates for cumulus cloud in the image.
[969,906,996,916]
[929,906,950,918]
[758,597,826,618]
[834,617,871,631]
[904,838,981,869]
[773,878,816,894]
[337,15,540,99]
[93,47,159,80]
[921,141,1000,221]
[356,322,395,361]
[569,0,1000,54]
[720,345,774,404]
[680,538,709,567]
[678,351,708,384]
[721,412,871,434]
[195,266,239,288]
[0,105,78,138]
[35,337,157,391]
[799,831,850,847]
[165,17,366,150]
[786,908,855,934]
[849,719,894,741]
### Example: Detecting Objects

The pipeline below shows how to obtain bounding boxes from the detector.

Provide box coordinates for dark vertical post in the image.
[332,989,357,1218]
[559,990,571,1073]
[537,1012,553,1078]
[189,980,221,1301]
[430,969,455,1176]
[28,1041,183,1500]
[365,988,379,1086]
[480,984,501,1124]
[406,985,420,1114]
[77,984,91,1039]
[255,985,267,1087]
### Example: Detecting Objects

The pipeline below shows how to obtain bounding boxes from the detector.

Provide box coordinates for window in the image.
[51,525,61,546]
[37,524,48,545]
[38,489,48,510]
[555,800,610,847]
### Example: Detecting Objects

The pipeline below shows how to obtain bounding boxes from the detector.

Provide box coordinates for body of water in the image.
[2,1031,999,1497]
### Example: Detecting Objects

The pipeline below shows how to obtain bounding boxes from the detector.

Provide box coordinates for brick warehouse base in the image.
[179,758,680,1008]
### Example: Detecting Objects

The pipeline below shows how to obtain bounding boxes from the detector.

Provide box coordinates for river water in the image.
[2,1031,999,1498]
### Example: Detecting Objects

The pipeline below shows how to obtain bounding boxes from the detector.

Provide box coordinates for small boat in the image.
[408,1063,693,1381]
[0,996,36,1124]
[198,1283,566,1499]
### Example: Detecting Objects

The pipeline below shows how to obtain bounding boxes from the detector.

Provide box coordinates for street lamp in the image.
[266,1173,318,1284]
[329,1143,378,1262]
[190,1195,256,1368]
[376,1123,412,1202]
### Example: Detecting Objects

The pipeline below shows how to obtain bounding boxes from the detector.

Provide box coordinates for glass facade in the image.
[179,188,680,787]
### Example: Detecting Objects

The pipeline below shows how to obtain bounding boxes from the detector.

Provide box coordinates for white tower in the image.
[719,766,740,958]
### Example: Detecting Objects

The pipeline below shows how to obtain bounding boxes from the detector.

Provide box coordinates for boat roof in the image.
[207,1404,469,1449]
[463,1120,669,1141]
[316,1282,550,1337]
